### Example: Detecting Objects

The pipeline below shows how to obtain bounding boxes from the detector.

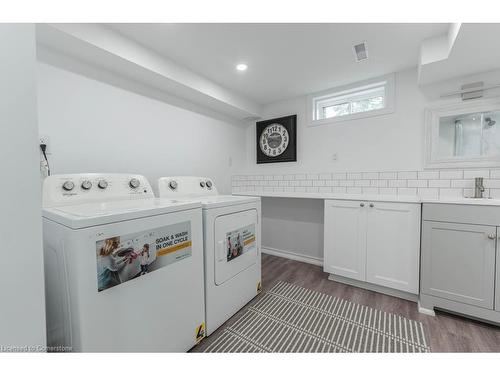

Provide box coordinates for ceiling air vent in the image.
[353,42,368,62]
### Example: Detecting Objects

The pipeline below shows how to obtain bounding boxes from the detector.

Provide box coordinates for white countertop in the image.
[235,191,500,206]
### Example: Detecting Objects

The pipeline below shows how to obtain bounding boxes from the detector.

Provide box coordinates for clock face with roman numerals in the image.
[259,123,289,157]
[256,115,297,164]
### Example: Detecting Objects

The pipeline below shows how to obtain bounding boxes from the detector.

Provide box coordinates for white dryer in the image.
[42,173,206,352]
[158,176,261,335]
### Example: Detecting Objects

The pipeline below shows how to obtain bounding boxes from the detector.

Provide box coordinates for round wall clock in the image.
[256,115,297,164]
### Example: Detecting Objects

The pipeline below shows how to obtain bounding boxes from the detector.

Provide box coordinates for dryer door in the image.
[214,209,258,286]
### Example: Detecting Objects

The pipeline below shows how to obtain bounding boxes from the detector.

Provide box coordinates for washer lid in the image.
[198,195,260,209]
[43,198,201,229]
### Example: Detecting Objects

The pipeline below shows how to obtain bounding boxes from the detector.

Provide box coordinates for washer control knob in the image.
[97,180,108,189]
[81,180,92,190]
[62,181,75,191]
[129,178,140,189]
[206,180,213,189]
[199,181,206,188]
[169,180,178,190]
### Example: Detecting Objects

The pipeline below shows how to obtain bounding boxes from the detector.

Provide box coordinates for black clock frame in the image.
[256,114,297,164]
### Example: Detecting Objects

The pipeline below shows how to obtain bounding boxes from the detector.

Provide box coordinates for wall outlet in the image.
[39,134,51,154]
[332,153,338,161]
[228,156,233,167]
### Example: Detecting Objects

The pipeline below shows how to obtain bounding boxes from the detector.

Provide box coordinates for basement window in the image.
[308,74,395,126]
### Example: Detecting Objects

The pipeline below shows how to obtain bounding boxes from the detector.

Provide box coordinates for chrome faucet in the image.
[474,177,485,198]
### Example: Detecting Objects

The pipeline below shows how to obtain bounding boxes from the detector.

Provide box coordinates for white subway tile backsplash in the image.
[388,179,407,188]
[418,171,439,179]
[398,188,417,196]
[439,170,463,179]
[398,171,417,179]
[347,172,362,180]
[325,180,339,186]
[319,173,332,180]
[418,188,439,199]
[355,180,371,187]
[439,188,463,198]
[371,180,388,187]
[362,187,378,194]
[339,180,354,187]
[408,179,427,188]
[379,172,397,179]
[362,172,378,179]
[463,170,490,179]
[428,179,450,188]
[490,170,500,179]
[379,187,398,195]
[450,179,473,188]
[489,188,500,198]
[332,186,347,194]
[233,167,500,199]
[318,186,332,193]
[346,187,362,194]
[332,172,347,180]
[485,179,500,188]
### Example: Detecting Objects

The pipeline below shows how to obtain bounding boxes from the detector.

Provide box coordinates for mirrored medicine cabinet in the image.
[425,98,500,169]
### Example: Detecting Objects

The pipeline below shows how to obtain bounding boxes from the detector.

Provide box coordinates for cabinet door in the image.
[366,202,421,293]
[421,221,496,309]
[324,200,367,281]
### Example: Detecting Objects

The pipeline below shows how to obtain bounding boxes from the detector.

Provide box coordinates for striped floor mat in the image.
[204,281,431,353]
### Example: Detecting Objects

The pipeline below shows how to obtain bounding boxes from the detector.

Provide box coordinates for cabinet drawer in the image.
[423,203,500,226]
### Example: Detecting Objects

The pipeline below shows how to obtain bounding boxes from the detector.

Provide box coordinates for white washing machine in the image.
[42,173,206,352]
[158,176,261,335]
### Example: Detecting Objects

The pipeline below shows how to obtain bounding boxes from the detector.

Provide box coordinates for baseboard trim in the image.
[328,274,418,302]
[262,246,323,267]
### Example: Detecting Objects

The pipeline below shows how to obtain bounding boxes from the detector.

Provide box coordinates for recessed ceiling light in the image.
[236,63,248,71]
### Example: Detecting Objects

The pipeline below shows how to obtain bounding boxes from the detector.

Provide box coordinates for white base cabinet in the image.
[324,199,421,295]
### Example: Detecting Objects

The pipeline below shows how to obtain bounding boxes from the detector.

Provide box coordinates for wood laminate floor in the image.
[191,254,500,352]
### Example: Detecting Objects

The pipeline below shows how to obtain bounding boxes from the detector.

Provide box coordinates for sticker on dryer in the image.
[225,224,256,262]
[96,221,192,292]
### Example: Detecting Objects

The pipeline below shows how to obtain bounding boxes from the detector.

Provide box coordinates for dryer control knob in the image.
[206,180,212,189]
[129,178,140,189]
[199,181,206,188]
[81,180,92,190]
[98,180,108,189]
[62,181,75,191]
[169,180,178,190]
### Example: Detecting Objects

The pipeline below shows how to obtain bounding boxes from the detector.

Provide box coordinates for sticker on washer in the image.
[96,221,192,292]
[225,224,256,262]
[195,322,206,343]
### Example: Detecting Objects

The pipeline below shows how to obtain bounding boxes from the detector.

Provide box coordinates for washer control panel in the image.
[158,176,218,198]
[43,173,154,207]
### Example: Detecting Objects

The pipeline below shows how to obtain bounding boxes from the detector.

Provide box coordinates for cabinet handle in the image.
[488,233,496,240]
[369,203,374,208]
[360,203,365,207]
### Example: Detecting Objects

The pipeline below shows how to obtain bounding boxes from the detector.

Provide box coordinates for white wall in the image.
[0,24,47,349]
[245,68,426,174]
[37,62,247,194]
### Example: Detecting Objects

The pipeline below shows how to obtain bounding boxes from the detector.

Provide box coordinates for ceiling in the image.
[108,23,449,104]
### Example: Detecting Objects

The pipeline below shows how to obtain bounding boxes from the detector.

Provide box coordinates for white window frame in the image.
[307,73,396,127]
